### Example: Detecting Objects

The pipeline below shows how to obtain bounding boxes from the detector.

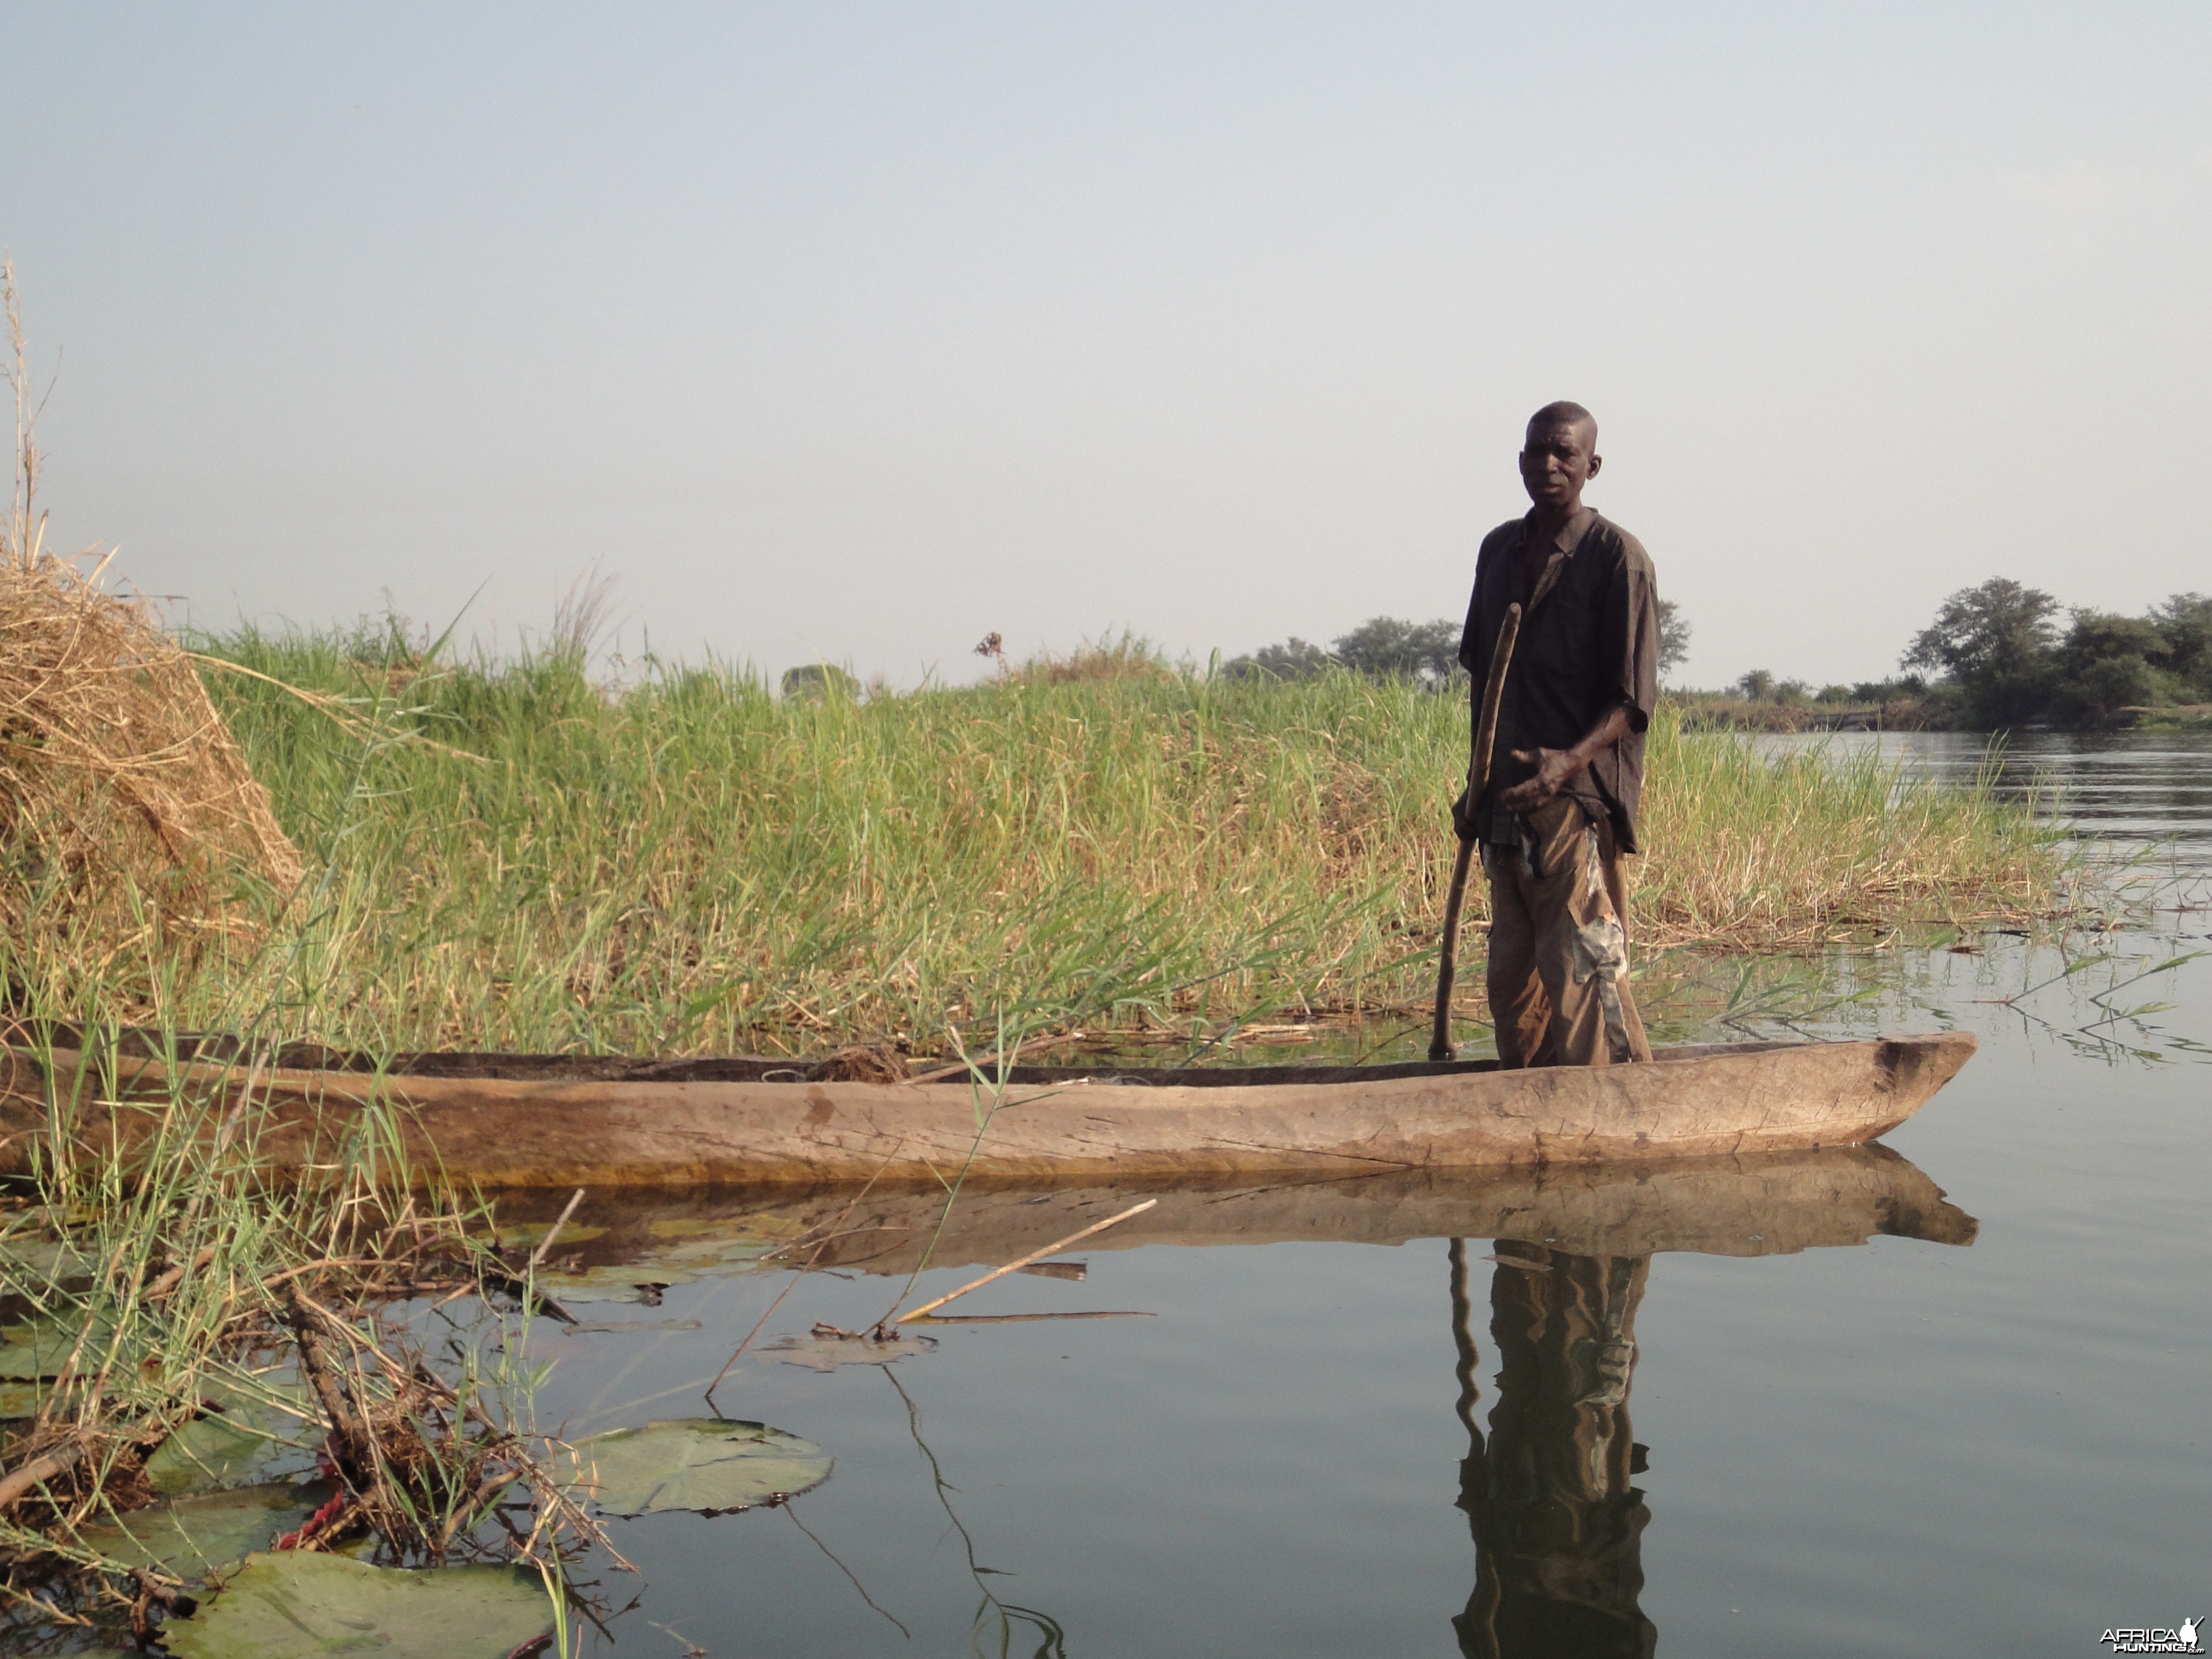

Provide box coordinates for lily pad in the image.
[76,1483,324,1581]
[0,1378,49,1417]
[532,1262,694,1304]
[529,1217,795,1305]
[491,1219,607,1250]
[766,1329,936,1370]
[147,1382,318,1496]
[534,1227,784,1305]
[0,1232,95,1281]
[569,1418,831,1516]
[0,1311,116,1379]
[163,1552,551,1658]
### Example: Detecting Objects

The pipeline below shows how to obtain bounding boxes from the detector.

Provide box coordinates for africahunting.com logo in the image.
[2101,1619,2202,1655]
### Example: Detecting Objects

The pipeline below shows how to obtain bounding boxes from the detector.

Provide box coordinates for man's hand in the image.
[1497,748,1578,815]
[1495,703,1634,817]
[1450,785,1477,842]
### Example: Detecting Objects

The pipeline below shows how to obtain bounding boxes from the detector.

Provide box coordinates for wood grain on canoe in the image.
[0,1033,1976,1187]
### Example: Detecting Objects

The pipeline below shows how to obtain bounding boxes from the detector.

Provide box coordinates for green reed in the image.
[104,628,2067,1060]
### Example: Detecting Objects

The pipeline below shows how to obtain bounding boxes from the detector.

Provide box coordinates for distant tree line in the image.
[804,581,2211,731]
[1221,616,1462,685]
[1901,579,2211,728]
[1720,578,2212,728]
[1222,601,1691,687]
[1721,668,1920,708]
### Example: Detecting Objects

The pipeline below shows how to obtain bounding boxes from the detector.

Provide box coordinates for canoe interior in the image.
[6,1022,1803,1088]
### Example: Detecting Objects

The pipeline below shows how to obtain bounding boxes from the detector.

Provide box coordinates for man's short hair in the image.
[1526,401,1597,446]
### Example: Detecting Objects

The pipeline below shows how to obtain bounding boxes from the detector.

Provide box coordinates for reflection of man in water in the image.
[1455,403,1659,1068]
[1452,1239,1657,1658]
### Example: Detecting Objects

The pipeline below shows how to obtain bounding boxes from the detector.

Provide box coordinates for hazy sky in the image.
[5,5,2207,688]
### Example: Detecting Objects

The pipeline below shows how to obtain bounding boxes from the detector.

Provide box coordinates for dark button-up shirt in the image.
[1458,506,1660,853]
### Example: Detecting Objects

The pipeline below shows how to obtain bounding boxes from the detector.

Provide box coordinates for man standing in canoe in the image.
[1455,401,1659,1068]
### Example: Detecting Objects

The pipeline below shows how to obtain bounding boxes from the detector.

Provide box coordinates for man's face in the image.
[1518,420,1601,513]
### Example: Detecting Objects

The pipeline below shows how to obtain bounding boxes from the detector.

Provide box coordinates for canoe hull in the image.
[0,1032,1977,1187]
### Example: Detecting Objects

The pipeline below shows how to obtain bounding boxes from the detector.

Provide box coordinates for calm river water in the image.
[529,732,2211,1658]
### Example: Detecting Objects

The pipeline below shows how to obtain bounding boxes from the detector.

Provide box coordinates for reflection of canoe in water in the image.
[492,1142,1977,1290]
[2,1031,1976,1188]
[805,1142,1976,1270]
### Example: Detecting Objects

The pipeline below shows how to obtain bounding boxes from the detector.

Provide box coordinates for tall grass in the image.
[77,628,2065,1061]
[0,1004,603,1634]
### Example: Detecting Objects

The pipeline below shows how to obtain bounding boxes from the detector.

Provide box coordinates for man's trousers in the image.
[1481,796,1654,1068]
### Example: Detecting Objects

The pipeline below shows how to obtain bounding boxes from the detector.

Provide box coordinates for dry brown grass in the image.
[1003,631,1184,685]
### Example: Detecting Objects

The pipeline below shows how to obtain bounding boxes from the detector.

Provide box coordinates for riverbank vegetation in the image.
[1900,578,2212,729]
[1239,580,2212,734]
[4,622,2056,1064]
[1677,580,2212,732]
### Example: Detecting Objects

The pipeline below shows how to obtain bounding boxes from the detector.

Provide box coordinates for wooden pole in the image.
[1429,602,1521,1062]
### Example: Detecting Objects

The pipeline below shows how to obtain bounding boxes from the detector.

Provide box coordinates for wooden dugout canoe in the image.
[0,1030,1976,1188]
